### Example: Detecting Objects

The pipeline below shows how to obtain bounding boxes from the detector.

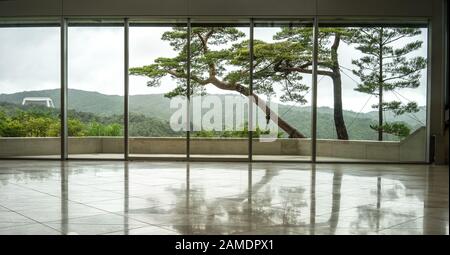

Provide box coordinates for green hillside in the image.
[0,89,172,119]
[0,89,426,140]
[0,101,181,137]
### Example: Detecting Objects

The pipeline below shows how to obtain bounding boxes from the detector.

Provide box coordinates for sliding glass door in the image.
[188,20,250,160]
[251,20,313,161]
[67,20,125,159]
[316,24,428,162]
[0,20,61,158]
[128,21,187,159]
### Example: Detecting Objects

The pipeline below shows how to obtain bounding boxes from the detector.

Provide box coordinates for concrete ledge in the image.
[0,137,61,156]
[0,127,426,161]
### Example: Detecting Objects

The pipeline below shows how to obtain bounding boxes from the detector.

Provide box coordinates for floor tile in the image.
[0,160,447,235]
[0,223,61,235]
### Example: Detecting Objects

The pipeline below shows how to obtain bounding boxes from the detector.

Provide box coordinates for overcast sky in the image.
[0,26,427,113]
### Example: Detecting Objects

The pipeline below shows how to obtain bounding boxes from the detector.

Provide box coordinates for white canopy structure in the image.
[21,97,55,108]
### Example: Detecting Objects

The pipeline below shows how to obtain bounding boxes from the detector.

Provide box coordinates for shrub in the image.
[85,122,123,136]
[0,110,6,136]
[1,119,27,137]
[24,116,55,137]
[68,119,86,136]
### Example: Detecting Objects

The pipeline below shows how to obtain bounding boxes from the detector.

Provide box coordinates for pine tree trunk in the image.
[328,172,342,234]
[231,83,306,138]
[331,33,349,140]
[378,86,383,141]
[250,92,306,138]
[331,75,349,140]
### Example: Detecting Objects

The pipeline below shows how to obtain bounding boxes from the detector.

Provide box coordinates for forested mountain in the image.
[0,89,426,140]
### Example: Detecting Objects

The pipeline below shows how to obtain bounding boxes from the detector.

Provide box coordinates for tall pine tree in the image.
[348,27,426,140]
[130,27,308,138]
[272,27,351,140]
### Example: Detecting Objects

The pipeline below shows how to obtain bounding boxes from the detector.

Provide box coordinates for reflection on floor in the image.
[0,161,447,235]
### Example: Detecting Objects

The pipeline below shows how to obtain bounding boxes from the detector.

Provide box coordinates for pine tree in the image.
[348,27,426,140]
[130,27,308,138]
[271,27,351,140]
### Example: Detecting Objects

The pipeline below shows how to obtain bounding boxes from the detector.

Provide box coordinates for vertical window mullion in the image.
[186,18,191,160]
[124,18,129,160]
[311,17,319,163]
[61,17,68,160]
[249,18,254,162]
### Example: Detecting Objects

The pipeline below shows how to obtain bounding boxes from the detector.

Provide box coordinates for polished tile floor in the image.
[0,161,448,235]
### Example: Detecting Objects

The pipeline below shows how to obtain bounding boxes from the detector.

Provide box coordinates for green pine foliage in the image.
[369,122,411,138]
[347,27,426,138]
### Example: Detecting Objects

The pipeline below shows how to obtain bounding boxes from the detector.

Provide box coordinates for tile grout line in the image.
[0,203,63,234]
[99,224,179,235]
[376,216,424,234]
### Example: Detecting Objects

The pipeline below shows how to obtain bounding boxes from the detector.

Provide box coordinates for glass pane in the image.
[251,21,313,161]
[316,25,428,162]
[128,23,187,159]
[189,21,250,160]
[0,26,61,158]
[67,24,125,159]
